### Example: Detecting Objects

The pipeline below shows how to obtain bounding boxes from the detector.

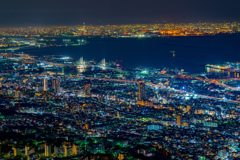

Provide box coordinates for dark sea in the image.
[21,33,240,73]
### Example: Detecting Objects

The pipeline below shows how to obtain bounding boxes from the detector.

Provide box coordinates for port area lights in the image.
[141,70,148,74]
[61,57,70,60]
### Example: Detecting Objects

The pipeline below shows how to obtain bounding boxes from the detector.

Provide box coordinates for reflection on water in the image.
[77,65,86,73]
[207,67,240,79]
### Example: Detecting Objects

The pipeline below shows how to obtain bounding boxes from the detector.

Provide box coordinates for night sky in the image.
[0,0,239,26]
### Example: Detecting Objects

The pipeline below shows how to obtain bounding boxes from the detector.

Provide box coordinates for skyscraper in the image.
[101,58,106,67]
[138,81,146,101]
[72,144,79,155]
[117,111,120,118]
[63,143,71,157]
[44,78,48,91]
[187,105,191,115]
[177,115,182,126]
[84,84,91,96]
[52,79,60,93]
[44,143,51,157]
[79,57,83,65]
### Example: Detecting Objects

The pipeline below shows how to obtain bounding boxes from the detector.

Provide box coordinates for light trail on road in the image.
[84,77,240,104]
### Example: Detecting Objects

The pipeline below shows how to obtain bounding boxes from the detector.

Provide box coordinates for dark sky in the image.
[0,0,239,26]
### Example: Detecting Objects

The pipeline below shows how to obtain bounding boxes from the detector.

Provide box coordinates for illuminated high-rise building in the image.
[25,146,30,156]
[63,143,71,157]
[72,144,79,155]
[177,115,182,126]
[187,105,191,114]
[44,143,51,157]
[44,78,48,91]
[79,57,83,65]
[101,58,106,66]
[12,147,20,157]
[52,79,56,90]
[85,123,89,130]
[98,95,102,102]
[138,81,146,101]
[52,79,60,93]
[117,111,120,118]
[56,81,60,93]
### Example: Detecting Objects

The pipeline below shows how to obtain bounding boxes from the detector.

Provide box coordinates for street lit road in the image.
[84,77,240,104]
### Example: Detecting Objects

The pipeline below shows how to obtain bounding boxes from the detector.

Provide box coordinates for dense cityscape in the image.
[0,22,240,38]
[1,22,239,55]
[0,48,240,159]
[1,0,240,158]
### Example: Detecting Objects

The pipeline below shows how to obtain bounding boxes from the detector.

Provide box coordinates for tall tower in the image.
[44,78,48,91]
[101,58,106,66]
[177,114,182,126]
[187,105,191,114]
[12,147,20,157]
[52,79,60,93]
[56,80,60,93]
[63,144,71,157]
[52,79,56,90]
[84,84,91,96]
[44,143,51,157]
[117,111,120,118]
[72,144,79,155]
[138,81,146,101]
[79,57,83,65]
